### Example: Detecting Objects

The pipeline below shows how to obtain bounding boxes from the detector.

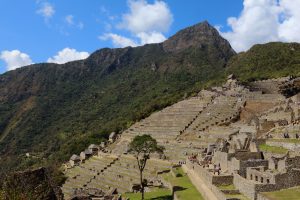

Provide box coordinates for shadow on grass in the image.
[173,186,187,192]
[150,195,173,200]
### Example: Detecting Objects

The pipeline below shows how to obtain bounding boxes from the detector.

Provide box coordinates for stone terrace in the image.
[112,97,212,161]
[184,95,243,135]
[62,154,171,199]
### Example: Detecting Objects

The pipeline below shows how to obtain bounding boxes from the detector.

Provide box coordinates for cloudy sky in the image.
[1,0,300,73]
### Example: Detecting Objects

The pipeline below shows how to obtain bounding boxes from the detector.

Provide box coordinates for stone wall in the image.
[239,160,268,178]
[273,169,300,188]
[234,151,263,161]
[212,151,232,171]
[257,194,271,200]
[233,174,257,199]
[247,167,274,184]
[227,158,268,178]
[234,169,300,200]
[186,160,231,200]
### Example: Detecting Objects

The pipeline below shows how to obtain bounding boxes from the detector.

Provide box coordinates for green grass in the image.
[163,168,204,200]
[226,42,300,82]
[123,188,172,200]
[217,184,236,190]
[225,194,250,200]
[259,144,288,154]
[269,139,300,144]
[262,186,300,200]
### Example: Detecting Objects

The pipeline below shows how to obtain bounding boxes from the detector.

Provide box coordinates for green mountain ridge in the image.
[0,21,235,173]
[0,21,299,175]
[226,42,300,81]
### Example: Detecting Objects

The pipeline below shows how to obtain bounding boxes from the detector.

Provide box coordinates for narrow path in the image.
[182,164,218,200]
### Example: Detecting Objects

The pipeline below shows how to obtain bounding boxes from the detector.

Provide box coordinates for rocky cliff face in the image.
[163,21,235,56]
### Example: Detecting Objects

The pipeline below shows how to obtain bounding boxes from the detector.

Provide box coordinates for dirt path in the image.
[182,164,219,200]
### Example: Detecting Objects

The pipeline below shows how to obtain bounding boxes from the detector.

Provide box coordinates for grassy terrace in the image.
[259,144,288,154]
[217,184,236,190]
[217,184,250,200]
[164,168,204,200]
[261,186,300,200]
[123,188,172,200]
[269,139,300,144]
[123,167,203,200]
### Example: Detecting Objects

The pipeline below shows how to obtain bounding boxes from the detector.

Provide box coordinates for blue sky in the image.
[1,0,300,74]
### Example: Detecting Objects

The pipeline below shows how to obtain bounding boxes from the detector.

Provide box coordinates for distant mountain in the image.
[0,21,235,173]
[226,42,300,82]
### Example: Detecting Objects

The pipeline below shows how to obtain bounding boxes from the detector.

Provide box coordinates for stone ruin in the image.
[62,75,300,200]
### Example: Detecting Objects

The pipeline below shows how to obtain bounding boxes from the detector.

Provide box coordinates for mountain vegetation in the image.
[0,21,300,176]
[226,42,300,82]
[0,21,235,174]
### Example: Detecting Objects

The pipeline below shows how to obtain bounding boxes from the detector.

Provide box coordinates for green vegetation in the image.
[269,138,300,144]
[123,188,172,200]
[0,25,232,175]
[164,168,204,200]
[217,184,235,190]
[0,167,64,200]
[259,144,288,154]
[217,184,250,200]
[262,186,300,200]
[129,135,164,200]
[0,20,300,177]
[226,42,300,82]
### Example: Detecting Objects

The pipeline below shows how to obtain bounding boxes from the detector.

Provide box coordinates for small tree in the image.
[129,135,164,200]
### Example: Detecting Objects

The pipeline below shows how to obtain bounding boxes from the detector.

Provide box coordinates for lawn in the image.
[123,167,203,200]
[259,144,288,154]
[123,188,172,200]
[269,139,300,144]
[217,184,250,200]
[163,167,204,200]
[217,184,236,190]
[262,186,300,200]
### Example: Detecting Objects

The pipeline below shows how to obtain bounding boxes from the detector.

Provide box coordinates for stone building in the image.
[109,132,117,143]
[80,149,93,161]
[70,154,81,167]
[88,144,99,154]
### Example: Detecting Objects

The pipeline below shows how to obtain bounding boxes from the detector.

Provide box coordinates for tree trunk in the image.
[140,170,144,200]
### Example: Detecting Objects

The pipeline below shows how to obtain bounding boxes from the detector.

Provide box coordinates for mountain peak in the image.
[163,21,235,55]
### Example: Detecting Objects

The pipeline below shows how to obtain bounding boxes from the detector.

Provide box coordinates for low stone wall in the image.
[239,160,268,178]
[186,160,230,200]
[187,160,233,186]
[234,169,300,200]
[257,194,271,200]
[233,174,257,199]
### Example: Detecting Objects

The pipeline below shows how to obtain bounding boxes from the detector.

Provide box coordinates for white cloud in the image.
[37,2,55,20]
[99,31,167,48]
[100,34,138,48]
[137,31,166,44]
[119,0,173,34]
[47,48,89,64]
[278,0,300,42]
[101,0,173,48]
[0,50,33,71]
[65,15,74,25]
[220,0,300,52]
[65,15,84,30]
